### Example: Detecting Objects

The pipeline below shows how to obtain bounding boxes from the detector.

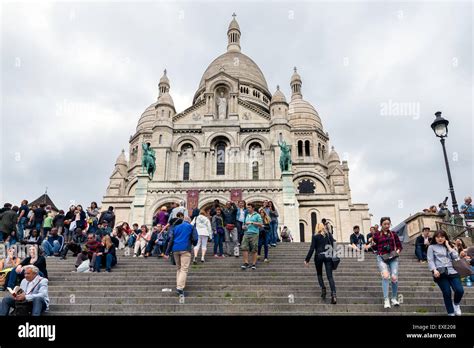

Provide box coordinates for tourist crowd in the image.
[0,194,472,316]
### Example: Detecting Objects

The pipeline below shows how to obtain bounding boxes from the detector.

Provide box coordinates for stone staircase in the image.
[7,243,474,315]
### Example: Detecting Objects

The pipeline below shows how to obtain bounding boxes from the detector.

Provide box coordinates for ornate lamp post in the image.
[430,111,459,215]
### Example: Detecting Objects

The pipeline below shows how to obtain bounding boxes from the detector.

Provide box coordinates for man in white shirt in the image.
[0,265,49,316]
[168,200,189,221]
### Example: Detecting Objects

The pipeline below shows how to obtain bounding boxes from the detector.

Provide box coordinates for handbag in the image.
[325,234,340,270]
[331,256,341,270]
[381,233,399,262]
[450,251,473,277]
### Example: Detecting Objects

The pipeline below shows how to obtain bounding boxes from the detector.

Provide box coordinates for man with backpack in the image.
[164,216,198,296]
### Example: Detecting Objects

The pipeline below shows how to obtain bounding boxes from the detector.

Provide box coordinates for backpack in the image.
[12,301,33,316]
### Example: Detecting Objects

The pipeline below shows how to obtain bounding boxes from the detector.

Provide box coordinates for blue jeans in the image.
[7,270,45,289]
[128,235,136,248]
[213,233,224,256]
[376,255,399,300]
[17,217,27,241]
[0,296,47,316]
[258,233,269,259]
[35,222,43,234]
[435,274,464,314]
[88,220,98,234]
[42,240,61,256]
[94,254,116,272]
[269,221,278,245]
[415,245,427,261]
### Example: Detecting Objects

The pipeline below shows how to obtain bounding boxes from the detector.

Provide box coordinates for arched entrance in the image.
[152,202,177,217]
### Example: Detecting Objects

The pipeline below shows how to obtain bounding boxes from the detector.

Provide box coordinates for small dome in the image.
[270,85,287,104]
[159,69,169,85]
[291,67,302,84]
[157,92,175,109]
[288,98,322,129]
[328,146,341,164]
[228,15,240,32]
[136,102,157,131]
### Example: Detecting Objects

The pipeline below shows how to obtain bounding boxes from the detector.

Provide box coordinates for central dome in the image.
[197,51,270,95]
[194,15,270,102]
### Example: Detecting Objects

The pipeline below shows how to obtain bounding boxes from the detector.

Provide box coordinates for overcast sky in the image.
[1,0,472,228]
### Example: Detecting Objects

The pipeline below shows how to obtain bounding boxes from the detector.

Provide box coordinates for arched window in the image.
[318,143,321,158]
[299,223,305,242]
[311,212,317,235]
[304,140,310,156]
[252,161,259,180]
[159,135,163,144]
[183,162,190,181]
[322,145,326,159]
[216,141,226,175]
[297,140,303,157]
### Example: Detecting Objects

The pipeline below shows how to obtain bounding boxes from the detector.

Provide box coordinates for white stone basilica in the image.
[102,15,371,242]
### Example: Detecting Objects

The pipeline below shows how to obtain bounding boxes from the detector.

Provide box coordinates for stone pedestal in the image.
[281,171,300,242]
[130,173,150,225]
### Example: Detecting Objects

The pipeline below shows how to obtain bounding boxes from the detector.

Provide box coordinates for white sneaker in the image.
[391,298,400,307]
[453,304,462,316]
[133,254,137,258]
[384,298,391,309]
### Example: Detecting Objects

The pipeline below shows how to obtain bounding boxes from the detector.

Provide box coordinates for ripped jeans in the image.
[376,255,399,300]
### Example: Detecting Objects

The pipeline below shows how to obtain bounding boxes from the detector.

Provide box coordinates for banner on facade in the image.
[187,190,199,216]
[230,189,242,203]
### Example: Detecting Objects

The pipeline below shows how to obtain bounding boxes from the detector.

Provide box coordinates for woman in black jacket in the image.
[6,245,48,289]
[304,223,337,304]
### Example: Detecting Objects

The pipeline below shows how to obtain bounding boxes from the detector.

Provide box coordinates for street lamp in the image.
[430,111,459,215]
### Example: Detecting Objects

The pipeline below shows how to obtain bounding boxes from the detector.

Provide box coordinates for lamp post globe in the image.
[431,111,449,138]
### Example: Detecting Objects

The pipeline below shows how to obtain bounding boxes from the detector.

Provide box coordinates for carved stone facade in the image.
[102,15,371,242]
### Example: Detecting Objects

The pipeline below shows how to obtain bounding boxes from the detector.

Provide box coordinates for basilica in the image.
[102,15,371,242]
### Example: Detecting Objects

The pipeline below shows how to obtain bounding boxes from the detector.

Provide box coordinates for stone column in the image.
[130,173,150,226]
[281,171,300,242]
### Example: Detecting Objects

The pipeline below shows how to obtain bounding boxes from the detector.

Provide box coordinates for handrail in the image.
[435,221,473,241]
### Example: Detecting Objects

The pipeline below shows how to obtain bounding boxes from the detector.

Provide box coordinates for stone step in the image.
[44,303,474,314]
[48,265,431,278]
[47,296,474,305]
[37,274,444,287]
[44,263,432,269]
[31,285,457,292]
[44,311,439,316]
[46,274,436,280]
[43,290,474,298]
